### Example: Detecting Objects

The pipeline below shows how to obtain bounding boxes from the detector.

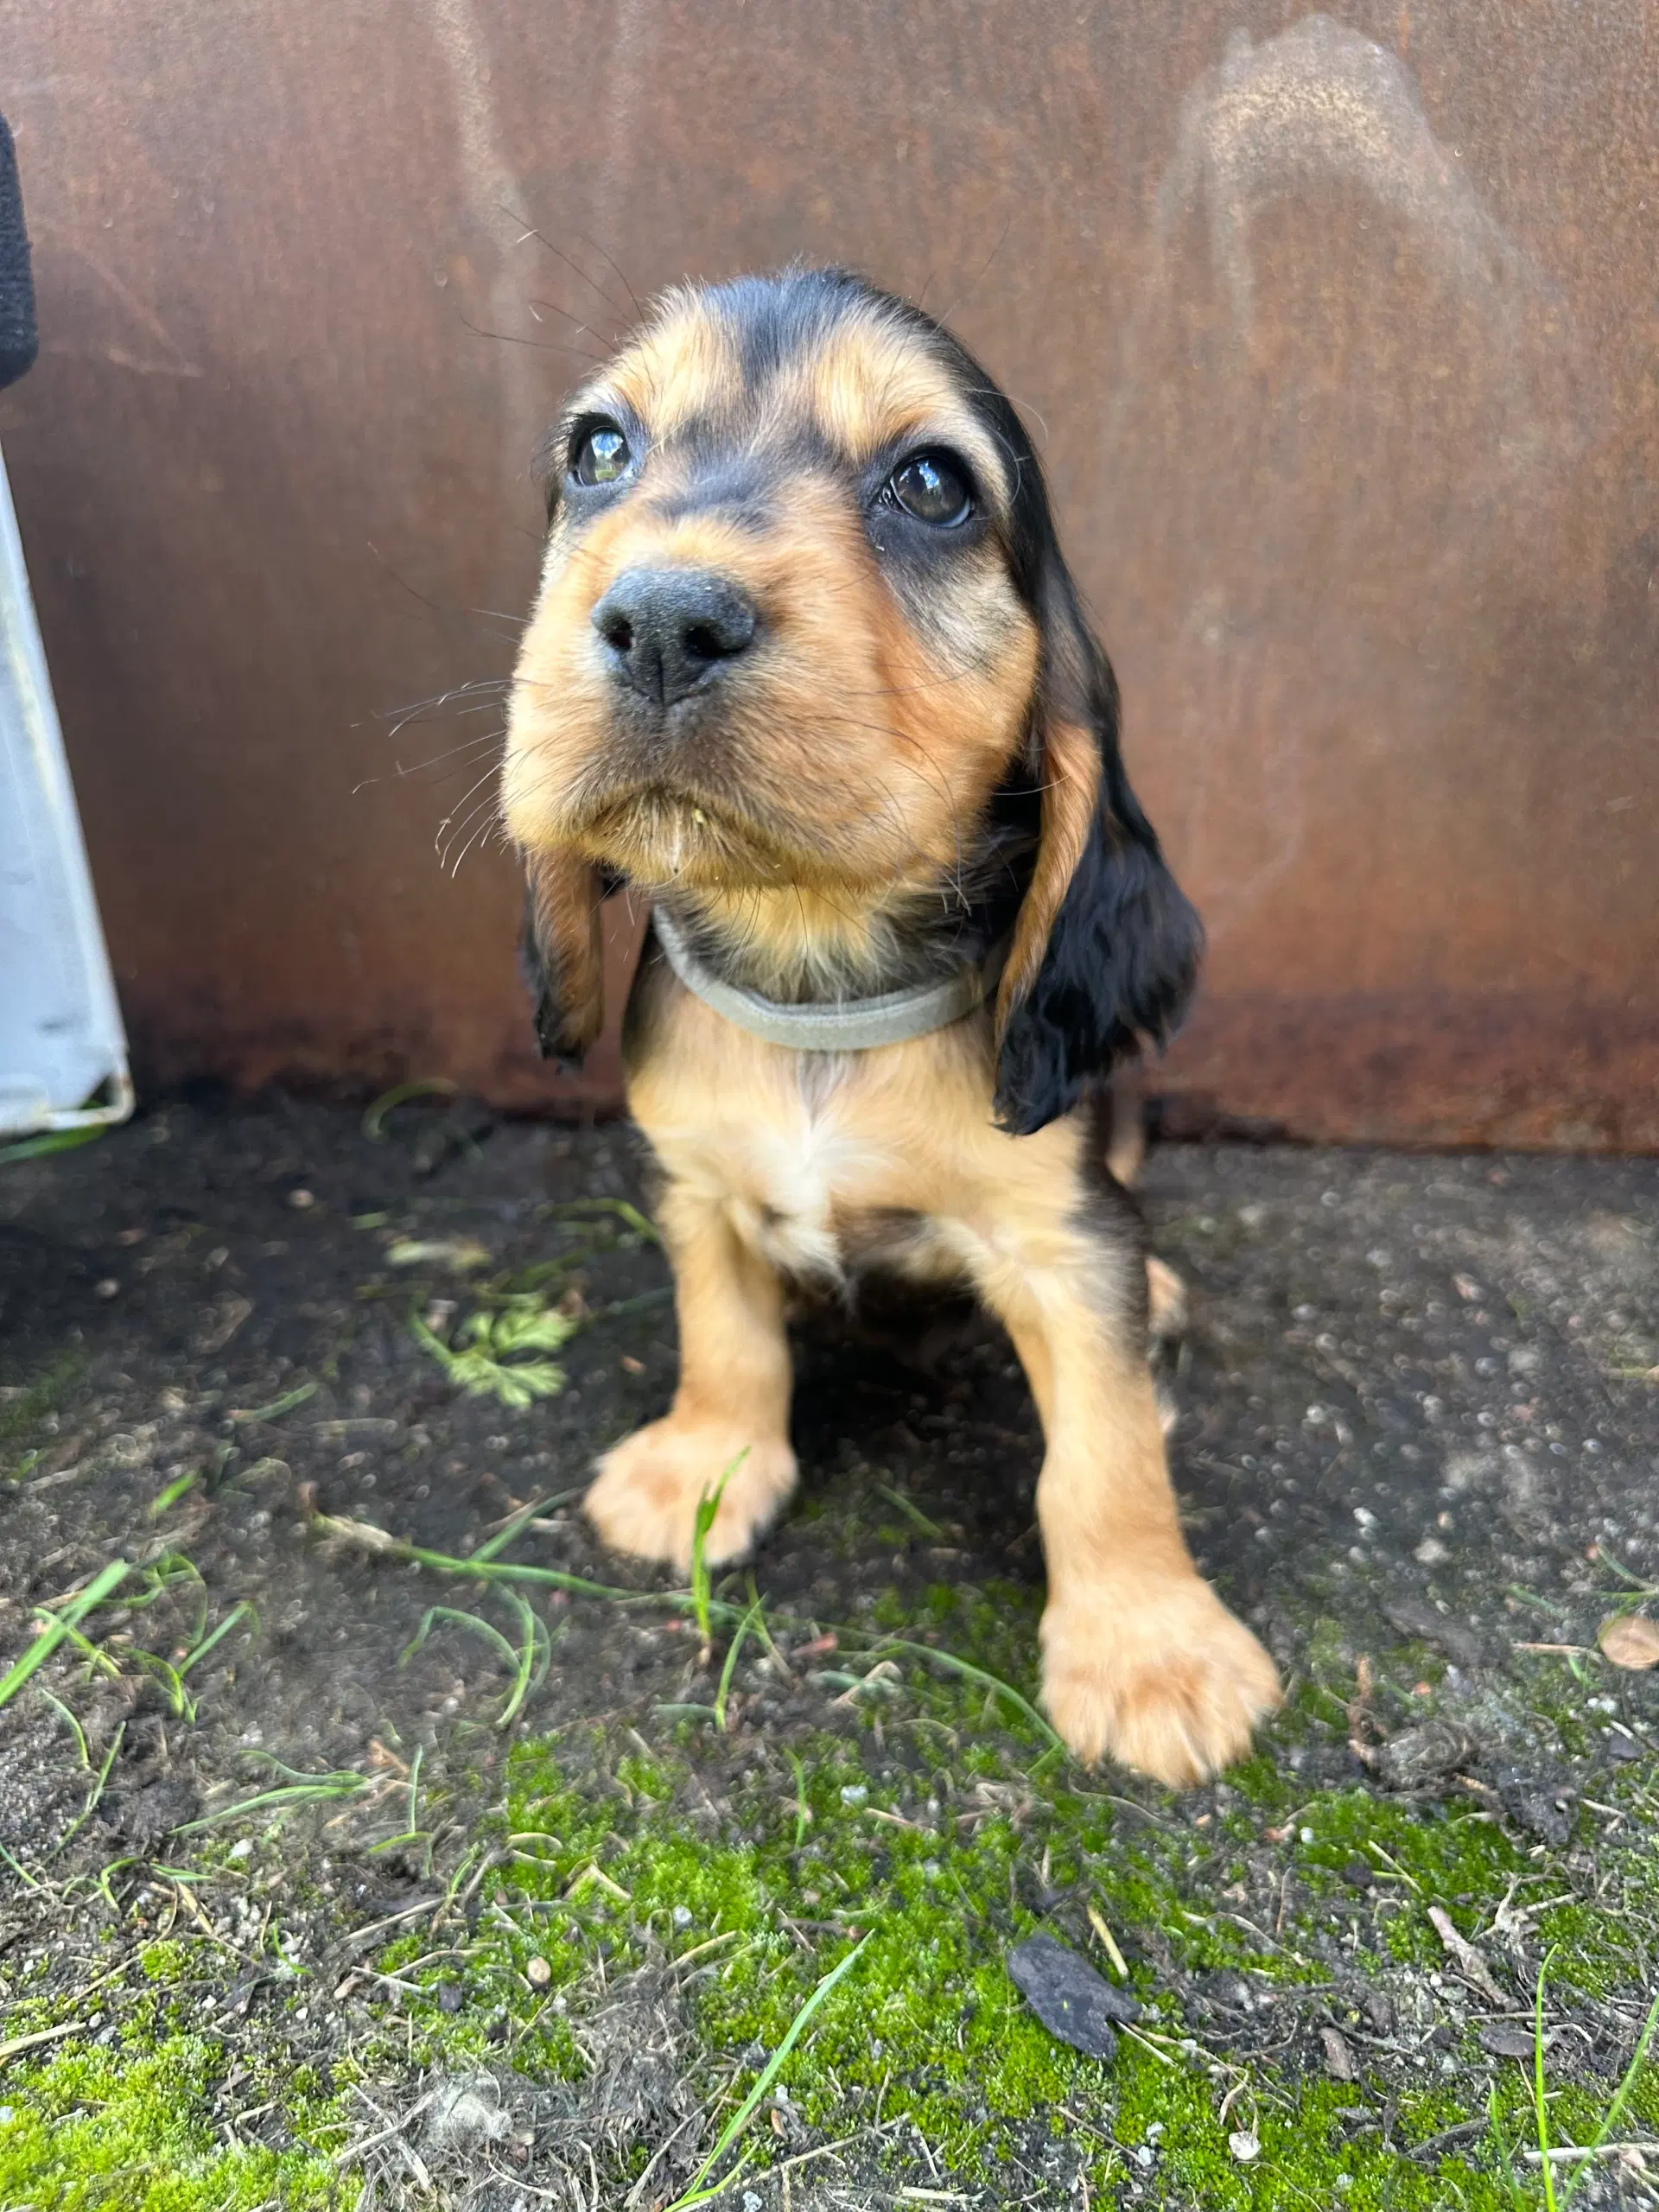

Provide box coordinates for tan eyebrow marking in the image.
[606,292,741,439]
[786,317,1011,507]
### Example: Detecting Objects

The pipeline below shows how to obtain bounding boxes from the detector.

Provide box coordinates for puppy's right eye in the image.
[571,423,633,486]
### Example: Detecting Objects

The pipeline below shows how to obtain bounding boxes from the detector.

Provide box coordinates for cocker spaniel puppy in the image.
[502,267,1280,1783]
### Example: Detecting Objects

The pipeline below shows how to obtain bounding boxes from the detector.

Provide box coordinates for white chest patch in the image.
[722,1109,880,1285]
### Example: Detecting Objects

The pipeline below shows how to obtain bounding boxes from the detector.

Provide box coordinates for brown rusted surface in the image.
[1,2,1653,1145]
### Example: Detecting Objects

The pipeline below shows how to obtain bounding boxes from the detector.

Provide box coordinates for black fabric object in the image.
[1006,1933,1142,2060]
[0,115,38,391]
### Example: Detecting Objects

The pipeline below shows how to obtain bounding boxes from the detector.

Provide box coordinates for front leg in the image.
[976,1235,1280,1785]
[585,1180,798,1571]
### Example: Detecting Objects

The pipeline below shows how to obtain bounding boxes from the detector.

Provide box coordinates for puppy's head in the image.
[504,267,1200,1129]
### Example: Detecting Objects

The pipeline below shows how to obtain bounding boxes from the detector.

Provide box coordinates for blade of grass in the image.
[542,1196,661,1244]
[715,1598,765,1732]
[403,1605,520,1675]
[130,1647,196,1722]
[228,1381,318,1426]
[1533,1950,1560,2212]
[148,1468,199,1519]
[873,1484,944,1540]
[362,1077,458,1141]
[0,1838,41,1890]
[470,1496,550,1565]
[179,1599,254,1677]
[0,1128,105,1166]
[865,1636,1062,1751]
[498,1587,551,1728]
[1487,2081,1526,2206]
[178,1773,369,1833]
[691,1451,747,1661]
[1559,1984,1659,2207]
[310,1505,745,1624]
[35,1686,90,1768]
[123,1551,203,1609]
[0,1559,129,1709]
[786,1750,812,1847]
[664,1933,871,2210]
[403,1595,549,1729]
[54,1723,125,1856]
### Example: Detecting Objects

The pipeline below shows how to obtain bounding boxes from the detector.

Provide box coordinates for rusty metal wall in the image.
[3,1,1654,1146]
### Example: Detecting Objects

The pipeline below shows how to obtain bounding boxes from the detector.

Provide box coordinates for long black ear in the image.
[519,849,606,1071]
[993,583,1203,1138]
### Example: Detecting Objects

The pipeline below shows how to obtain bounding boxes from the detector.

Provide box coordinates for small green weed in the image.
[410,1299,577,1406]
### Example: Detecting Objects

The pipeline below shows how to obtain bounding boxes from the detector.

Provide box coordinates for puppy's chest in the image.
[677,1095,934,1286]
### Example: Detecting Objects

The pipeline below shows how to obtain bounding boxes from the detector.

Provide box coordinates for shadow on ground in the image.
[0,1094,1654,2209]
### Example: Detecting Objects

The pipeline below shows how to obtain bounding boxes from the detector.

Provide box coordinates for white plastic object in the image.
[0,441,131,1137]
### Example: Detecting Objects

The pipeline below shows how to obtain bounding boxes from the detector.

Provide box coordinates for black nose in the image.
[591,567,759,711]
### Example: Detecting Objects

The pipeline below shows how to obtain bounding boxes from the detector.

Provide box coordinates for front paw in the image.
[1041,1578,1281,1786]
[585,1420,798,1572]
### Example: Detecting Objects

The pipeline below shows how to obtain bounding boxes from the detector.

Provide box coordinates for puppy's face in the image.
[502,272,1039,904]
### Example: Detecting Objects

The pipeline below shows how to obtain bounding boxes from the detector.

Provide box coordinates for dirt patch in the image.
[0,1096,1655,2208]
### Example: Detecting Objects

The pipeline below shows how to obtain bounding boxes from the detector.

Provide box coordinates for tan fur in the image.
[524,848,604,1058]
[607,293,739,440]
[586,976,1279,1784]
[995,716,1103,1032]
[505,283,1281,1784]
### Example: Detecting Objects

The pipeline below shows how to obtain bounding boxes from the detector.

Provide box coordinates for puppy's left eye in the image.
[885,452,974,527]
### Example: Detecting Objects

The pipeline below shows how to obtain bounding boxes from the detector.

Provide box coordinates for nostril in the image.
[597,611,634,655]
[684,601,757,662]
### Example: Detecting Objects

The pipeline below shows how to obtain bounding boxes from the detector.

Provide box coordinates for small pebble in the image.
[94,1278,119,1300]
[438,1981,465,2014]
[1229,2129,1260,2163]
[840,1784,868,1805]
[288,1187,316,1210]
[672,1904,692,1928]
[526,1956,551,1987]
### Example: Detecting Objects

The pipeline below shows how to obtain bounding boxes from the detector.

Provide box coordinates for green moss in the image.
[0,2037,339,2211]
[10,1581,1652,2208]
[137,1941,194,1986]
[348,1597,1649,2207]
[0,1351,81,1477]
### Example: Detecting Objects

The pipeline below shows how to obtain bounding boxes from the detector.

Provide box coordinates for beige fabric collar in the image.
[652,906,995,1052]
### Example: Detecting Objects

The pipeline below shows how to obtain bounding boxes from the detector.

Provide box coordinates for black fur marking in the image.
[992,737,1204,1136]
